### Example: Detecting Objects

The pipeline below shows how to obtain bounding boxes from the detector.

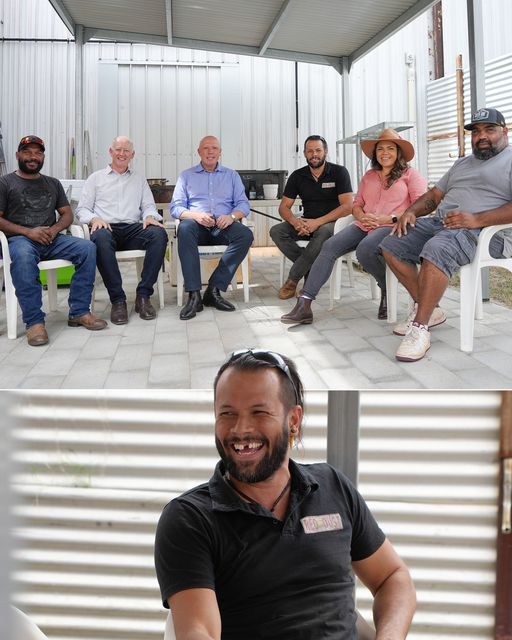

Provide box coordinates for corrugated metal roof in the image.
[47,0,438,68]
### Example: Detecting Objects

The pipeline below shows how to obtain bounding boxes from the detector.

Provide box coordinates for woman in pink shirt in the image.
[281,128,426,324]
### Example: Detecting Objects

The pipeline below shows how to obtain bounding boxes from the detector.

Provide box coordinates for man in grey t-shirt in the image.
[380,107,512,362]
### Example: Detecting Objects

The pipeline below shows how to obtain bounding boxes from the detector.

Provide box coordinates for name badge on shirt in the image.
[322,182,335,188]
[301,513,343,534]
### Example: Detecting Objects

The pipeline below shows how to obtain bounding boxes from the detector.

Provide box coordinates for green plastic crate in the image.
[39,265,75,286]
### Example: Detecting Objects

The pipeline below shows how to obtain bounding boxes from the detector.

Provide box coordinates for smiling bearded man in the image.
[155,349,416,640]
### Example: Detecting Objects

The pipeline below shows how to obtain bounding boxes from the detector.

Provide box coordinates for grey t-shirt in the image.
[0,172,68,233]
[435,145,512,256]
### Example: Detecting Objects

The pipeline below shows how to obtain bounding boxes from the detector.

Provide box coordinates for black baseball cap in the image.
[18,135,45,152]
[464,108,506,130]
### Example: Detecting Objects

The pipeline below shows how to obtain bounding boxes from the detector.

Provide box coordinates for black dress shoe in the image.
[202,286,235,312]
[135,296,156,320]
[378,290,388,320]
[180,291,203,320]
[111,300,128,325]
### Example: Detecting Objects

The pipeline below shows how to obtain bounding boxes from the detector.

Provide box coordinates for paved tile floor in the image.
[1,252,512,389]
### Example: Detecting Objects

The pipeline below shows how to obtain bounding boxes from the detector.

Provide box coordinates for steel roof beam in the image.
[47,0,75,36]
[349,0,437,67]
[165,0,173,46]
[258,0,294,56]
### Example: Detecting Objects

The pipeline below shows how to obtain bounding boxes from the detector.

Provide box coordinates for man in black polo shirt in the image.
[270,135,353,299]
[154,350,416,640]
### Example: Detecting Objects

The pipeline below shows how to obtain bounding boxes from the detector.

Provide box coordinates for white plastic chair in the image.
[11,606,49,640]
[0,227,83,339]
[329,215,379,309]
[459,223,512,352]
[175,219,251,306]
[385,223,512,351]
[81,225,165,310]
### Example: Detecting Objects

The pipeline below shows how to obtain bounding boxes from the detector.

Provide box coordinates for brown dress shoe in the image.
[278,278,298,300]
[135,296,156,320]
[281,296,313,324]
[110,300,128,325]
[68,312,108,331]
[26,323,49,346]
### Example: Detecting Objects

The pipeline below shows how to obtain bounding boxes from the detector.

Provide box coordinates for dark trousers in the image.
[269,220,336,282]
[91,223,168,303]
[177,219,253,292]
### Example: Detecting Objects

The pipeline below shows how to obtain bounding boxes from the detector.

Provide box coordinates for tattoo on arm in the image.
[423,198,436,213]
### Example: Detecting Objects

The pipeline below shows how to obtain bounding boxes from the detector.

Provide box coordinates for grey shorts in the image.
[379,217,506,278]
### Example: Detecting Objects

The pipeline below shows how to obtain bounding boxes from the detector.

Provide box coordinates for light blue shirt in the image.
[170,163,250,220]
[76,166,161,225]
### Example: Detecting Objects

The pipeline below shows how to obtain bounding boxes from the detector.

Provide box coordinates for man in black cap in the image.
[380,107,512,362]
[0,135,106,345]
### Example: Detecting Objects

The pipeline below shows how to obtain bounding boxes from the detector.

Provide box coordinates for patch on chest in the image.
[321,182,335,188]
[300,513,343,534]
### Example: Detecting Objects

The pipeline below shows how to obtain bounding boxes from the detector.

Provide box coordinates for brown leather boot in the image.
[280,296,313,324]
[68,312,108,330]
[26,323,49,346]
[278,278,298,300]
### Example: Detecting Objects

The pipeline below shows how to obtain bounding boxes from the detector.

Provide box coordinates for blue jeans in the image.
[302,224,390,299]
[8,234,97,328]
[91,223,168,303]
[177,219,253,292]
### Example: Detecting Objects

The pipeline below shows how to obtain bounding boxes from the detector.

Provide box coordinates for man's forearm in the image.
[475,202,512,228]
[372,566,416,640]
[315,204,351,225]
[405,189,439,218]
[278,204,298,225]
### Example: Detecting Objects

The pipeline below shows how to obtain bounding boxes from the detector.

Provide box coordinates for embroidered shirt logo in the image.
[321,182,335,188]
[301,513,343,534]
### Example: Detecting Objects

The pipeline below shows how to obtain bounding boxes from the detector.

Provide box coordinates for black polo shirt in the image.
[155,460,385,640]
[283,162,352,219]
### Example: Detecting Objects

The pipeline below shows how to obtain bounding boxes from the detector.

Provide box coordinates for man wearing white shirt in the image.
[77,136,168,324]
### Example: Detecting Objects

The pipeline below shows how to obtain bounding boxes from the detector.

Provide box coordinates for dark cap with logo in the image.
[464,108,506,130]
[18,135,45,152]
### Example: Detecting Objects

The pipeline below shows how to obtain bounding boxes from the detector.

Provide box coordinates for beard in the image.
[216,424,289,483]
[306,156,326,169]
[18,157,44,174]
[472,138,506,160]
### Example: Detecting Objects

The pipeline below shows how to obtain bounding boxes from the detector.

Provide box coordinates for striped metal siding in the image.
[357,391,500,640]
[426,51,512,184]
[9,390,500,640]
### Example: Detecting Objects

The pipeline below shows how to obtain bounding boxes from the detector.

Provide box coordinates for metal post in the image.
[74,24,85,179]
[467,0,489,299]
[326,391,360,486]
[340,56,351,170]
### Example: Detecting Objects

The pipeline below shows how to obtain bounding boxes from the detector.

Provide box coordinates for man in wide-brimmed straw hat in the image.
[380,107,512,362]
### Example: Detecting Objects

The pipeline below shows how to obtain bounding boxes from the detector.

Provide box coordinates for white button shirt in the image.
[76,165,161,225]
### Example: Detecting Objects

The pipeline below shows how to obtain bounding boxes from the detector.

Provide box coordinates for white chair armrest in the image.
[334,213,355,234]
[474,223,512,261]
[69,223,86,238]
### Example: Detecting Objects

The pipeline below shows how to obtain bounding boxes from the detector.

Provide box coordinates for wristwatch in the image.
[391,215,398,224]
[230,214,237,222]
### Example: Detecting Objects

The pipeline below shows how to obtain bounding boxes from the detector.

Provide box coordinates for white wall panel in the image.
[8,389,501,640]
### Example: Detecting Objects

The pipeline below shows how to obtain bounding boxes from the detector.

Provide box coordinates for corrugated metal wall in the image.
[426,51,512,184]
[9,389,501,640]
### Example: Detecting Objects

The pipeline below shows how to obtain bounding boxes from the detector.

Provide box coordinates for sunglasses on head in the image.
[225,349,300,406]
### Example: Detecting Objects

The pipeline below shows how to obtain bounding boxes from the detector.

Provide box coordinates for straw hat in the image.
[360,128,415,162]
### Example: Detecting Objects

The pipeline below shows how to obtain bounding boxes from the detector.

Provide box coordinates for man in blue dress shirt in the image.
[171,136,253,320]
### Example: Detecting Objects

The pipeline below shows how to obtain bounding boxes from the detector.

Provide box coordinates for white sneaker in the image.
[393,305,447,336]
[396,323,431,362]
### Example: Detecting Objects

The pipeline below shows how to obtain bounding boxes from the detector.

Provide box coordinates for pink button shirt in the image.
[353,167,427,232]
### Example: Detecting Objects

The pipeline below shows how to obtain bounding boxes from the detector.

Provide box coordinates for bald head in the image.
[198,135,221,172]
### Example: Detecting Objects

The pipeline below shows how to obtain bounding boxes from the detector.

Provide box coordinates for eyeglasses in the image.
[225,349,300,405]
